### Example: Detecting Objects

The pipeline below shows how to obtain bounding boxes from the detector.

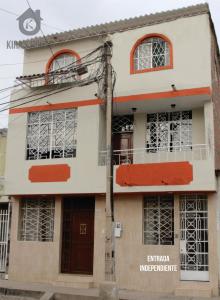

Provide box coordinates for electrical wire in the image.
[0,51,104,109]
[0,7,64,31]
[0,85,75,113]
[25,0,63,73]
[1,64,104,114]
[0,46,104,104]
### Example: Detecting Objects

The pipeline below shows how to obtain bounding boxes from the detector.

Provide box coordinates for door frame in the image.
[60,196,95,275]
[112,132,133,164]
[179,195,209,281]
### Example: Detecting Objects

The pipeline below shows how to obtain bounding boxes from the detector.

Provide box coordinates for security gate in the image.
[0,206,10,272]
[180,195,209,281]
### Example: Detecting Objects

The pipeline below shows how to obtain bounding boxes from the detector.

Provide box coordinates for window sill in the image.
[130,64,173,75]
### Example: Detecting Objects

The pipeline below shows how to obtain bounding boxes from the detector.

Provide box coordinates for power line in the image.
[0,56,105,111]
[0,44,104,108]
[0,85,74,113]
[0,7,64,31]
[0,46,104,68]
[25,0,63,72]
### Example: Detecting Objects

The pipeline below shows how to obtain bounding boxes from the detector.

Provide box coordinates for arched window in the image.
[49,53,76,72]
[130,34,173,74]
[45,49,80,84]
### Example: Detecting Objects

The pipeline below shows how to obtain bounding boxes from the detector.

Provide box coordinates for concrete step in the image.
[175,285,213,298]
[55,275,94,289]
[0,287,43,300]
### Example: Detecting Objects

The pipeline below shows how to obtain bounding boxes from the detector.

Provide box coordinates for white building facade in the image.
[4,3,220,298]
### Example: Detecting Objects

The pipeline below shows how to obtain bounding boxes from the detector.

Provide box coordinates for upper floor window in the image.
[49,53,77,72]
[146,110,192,152]
[26,108,77,160]
[46,49,80,84]
[131,34,173,74]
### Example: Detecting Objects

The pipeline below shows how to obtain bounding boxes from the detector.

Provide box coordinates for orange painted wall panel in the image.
[29,164,71,183]
[116,162,193,186]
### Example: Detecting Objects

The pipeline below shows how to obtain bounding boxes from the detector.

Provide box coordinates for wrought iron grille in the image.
[112,115,134,134]
[26,108,77,160]
[49,54,77,84]
[146,111,192,153]
[134,37,170,71]
[0,207,10,272]
[143,195,174,245]
[20,198,55,242]
[50,54,76,72]
[180,194,208,272]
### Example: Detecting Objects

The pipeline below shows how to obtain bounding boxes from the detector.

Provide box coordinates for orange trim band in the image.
[9,86,211,114]
[9,99,104,114]
[114,87,211,103]
[29,164,71,183]
[116,162,193,186]
[130,33,173,75]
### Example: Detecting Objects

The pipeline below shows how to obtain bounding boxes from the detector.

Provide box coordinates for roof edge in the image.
[18,3,210,50]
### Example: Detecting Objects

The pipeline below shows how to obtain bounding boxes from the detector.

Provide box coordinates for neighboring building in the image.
[4,3,220,298]
[0,128,7,199]
[0,128,10,275]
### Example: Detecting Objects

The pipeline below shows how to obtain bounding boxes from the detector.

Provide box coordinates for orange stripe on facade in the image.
[116,162,193,186]
[9,87,211,114]
[114,87,211,103]
[9,99,104,114]
[29,164,71,182]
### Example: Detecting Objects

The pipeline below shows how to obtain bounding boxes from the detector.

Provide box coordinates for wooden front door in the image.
[61,198,95,275]
[113,133,133,164]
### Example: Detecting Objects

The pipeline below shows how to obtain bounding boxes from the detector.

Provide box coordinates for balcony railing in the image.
[99,144,209,166]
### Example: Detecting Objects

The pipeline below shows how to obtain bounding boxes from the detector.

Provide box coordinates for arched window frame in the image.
[45,49,81,84]
[46,49,81,73]
[130,33,173,74]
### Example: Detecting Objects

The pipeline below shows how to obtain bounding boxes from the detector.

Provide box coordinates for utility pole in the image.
[99,41,118,300]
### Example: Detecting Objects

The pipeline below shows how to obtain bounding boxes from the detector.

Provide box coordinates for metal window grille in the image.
[143,195,174,245]
[112,115,134,134]
[20,198,55,242]
[0,207,10,272]
[50,54,76,72]
[134,37,170,71]
[146,110,192,153]
[50,54,77,84]
[26,108,77,160]
[180,194,208,271]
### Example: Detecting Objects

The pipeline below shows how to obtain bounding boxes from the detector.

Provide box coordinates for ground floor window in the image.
[19,197,55,242]
[143,195,174,245]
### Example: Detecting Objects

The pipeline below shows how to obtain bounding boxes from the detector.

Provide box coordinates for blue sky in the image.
[0,0,219,127]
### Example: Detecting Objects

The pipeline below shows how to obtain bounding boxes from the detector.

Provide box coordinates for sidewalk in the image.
[0,279,220,300]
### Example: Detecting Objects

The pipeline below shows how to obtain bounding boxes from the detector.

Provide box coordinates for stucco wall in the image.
[8,193,218,296]
[22,14,211,96]
[5,105,216,195]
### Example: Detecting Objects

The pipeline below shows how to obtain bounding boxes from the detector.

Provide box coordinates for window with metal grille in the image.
[143,195,174,245]
[112,115,134,133]
[50,54,76,72]
[26,108,77,160]
[134,37,170,71]
[19,198,55,242]
[146,111,192,152]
